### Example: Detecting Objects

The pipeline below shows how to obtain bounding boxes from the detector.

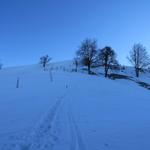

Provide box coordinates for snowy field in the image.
[0,64,150,150]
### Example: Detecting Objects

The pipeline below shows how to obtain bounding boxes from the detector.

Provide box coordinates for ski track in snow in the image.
[0,92,86,150]
[67,106,86,150]
[0,94,65,150]
[23,94,66,150]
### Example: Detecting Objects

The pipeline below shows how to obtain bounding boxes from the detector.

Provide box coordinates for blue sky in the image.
[0,0,150,66]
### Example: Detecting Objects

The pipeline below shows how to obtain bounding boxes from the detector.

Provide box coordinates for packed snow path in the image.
[0,92,87,150]
[0,66,150,150]
[17,93,87,150]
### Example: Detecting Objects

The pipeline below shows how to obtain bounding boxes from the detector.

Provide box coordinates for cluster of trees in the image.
[38,39,150,78]
[75,38,150,78]
[75,38,118,77]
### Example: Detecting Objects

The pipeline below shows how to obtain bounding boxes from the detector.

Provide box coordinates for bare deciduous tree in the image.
[98,46,118,77]
[127,43,150,77]
[40,55,51,71]
[77,38,97,74]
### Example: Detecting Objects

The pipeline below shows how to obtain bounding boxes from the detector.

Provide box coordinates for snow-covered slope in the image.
[0,64,150,150]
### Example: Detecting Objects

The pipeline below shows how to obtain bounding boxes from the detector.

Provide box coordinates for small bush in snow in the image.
[40,55,51,71]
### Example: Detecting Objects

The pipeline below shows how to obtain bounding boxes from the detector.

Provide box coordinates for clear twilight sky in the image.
[0,0,150,66]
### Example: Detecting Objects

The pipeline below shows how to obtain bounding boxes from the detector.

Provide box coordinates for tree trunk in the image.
[104,65,108,77]
[16,77,20,88]
[43,63,46,71]
[136,68,139,77]
[88,64,91,74]
[75,64,78,72]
